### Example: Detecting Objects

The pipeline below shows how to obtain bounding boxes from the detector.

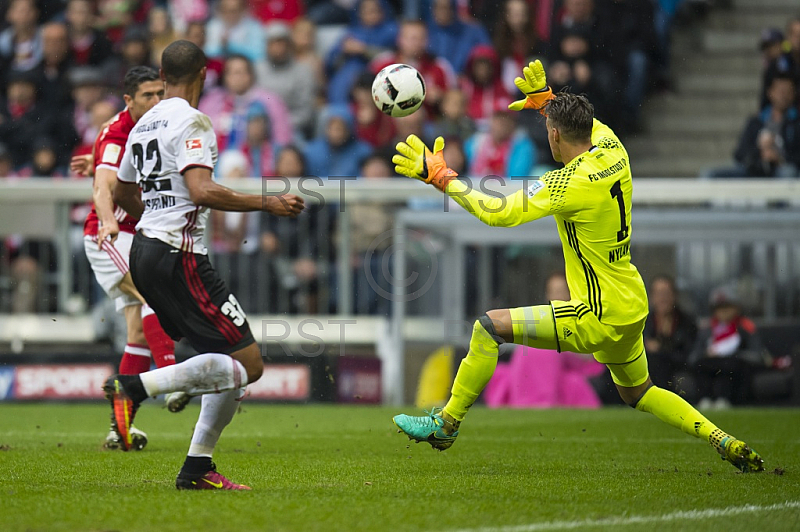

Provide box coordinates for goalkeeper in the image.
[391,60,764,473]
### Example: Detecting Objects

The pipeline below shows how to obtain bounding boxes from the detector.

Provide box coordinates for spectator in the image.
[168,0,210,35]
[761,28,786,68]
[240,106,276,177]
[95,0,138,44]
[371,20,457,111]
[429,89,476,142]
[212,150,260,254]
[292,18,325,90]
[547,25,615,122]
[643,275,698,392]
[0,70,76,169]
[262,145,320,313]
[304,105,372,178]
[326,0,398,104]
[65,0,114,68]
[350,72,396,149]
[762,17,800,108]
[272,144,307,178]
[465,108,536,178]
[485,271,605,408]
[493,0,546,96]
[34,22,74,112]
[204,0,265,62]
[119,26,153,70]
[0,143,14,177]
[0,0,43,82]
[707,74,800,178]
[183,21,224,90]
[595,0,658,132]
[305,0,353,25]
[211,149,261,309]
[689,286,770,409]
[549,0,619,128]
[199,54,293,151]
[250,0,304,23]
[148,6,178,67]
[425,0,490,74]
[460,45,510,126]
[256,22,316,138]
[69,66,110,149]
[391,104,435,146]
[348,152,397,314]
[441,137,467,175]
[16,137,67,177]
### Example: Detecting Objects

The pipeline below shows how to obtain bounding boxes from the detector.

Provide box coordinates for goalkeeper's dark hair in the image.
[161,40,206,85]
[123,66,160,97]
[545,92,594,143]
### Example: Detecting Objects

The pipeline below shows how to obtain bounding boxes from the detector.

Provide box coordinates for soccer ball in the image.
[372,64,426,118]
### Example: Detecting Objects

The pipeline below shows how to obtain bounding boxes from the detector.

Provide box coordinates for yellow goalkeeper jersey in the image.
[446,119,648,326]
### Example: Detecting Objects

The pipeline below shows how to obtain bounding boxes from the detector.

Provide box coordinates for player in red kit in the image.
[75,67,189,450]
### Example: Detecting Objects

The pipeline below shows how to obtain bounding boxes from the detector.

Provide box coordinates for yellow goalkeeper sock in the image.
[635,386,732,448]
[444,317,501,421]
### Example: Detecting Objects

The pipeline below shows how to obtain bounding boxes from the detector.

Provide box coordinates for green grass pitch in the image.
[1,403,799,531]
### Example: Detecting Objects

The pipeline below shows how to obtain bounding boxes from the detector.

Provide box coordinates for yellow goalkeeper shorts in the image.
[509,300,649,388]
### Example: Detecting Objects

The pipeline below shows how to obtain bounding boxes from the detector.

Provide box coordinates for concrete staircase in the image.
[627,0,797,177]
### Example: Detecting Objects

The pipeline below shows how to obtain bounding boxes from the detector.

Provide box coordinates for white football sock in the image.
[139,353,246,397]
[187,387,245,457]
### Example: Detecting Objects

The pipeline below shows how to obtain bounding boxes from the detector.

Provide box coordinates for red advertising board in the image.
[246,364,310,400]
[337,356,381,404]
[13,364,114,399]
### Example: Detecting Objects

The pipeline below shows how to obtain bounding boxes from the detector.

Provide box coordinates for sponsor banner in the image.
[337,356,381,404]
[0,366,14,400]
[13,364,114,399]
[246,364,310,401]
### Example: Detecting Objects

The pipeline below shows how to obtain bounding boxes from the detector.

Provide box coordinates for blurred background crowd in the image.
[0,0,730,181]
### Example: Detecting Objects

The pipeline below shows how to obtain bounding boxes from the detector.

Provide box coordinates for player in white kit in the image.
[107,41,305,489]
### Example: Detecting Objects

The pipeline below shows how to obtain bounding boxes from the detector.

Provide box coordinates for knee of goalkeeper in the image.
[468,314,507,357]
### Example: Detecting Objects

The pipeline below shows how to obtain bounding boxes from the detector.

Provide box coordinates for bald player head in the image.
[159,40,207,107]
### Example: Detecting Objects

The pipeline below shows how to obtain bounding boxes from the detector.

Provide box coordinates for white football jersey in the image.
[118,98,218,254]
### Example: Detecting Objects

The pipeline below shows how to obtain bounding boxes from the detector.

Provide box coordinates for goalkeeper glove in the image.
[393,135,458,192]
[508,59,555,115]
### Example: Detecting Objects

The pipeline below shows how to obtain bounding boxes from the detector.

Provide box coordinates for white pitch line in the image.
[453,501,800,532]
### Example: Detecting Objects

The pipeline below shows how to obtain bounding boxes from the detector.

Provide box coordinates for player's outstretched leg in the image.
[631,383,765,472]
[103,353,247,451]
[175,388,250,490]
[141,303,190,413]
[394,312,513,450]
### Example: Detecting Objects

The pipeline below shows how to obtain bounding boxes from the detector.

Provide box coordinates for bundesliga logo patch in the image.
[101,144,121,164]
[527,180,544,197]
[185,138,203,158]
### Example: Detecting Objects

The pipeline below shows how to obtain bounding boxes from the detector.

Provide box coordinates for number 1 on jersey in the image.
[610,180,629,242]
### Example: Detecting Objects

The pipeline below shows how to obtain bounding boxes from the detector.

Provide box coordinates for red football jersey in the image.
[83,109,139,237]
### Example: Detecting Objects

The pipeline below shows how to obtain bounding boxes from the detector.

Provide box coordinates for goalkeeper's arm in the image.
[444,179,551,227]
[392,134,551,227]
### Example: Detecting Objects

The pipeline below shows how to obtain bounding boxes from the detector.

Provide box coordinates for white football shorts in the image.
[83,231,139,313]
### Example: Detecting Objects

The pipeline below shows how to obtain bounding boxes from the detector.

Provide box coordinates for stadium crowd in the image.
[0,0,693,317]
[709,14,800,178]
[0,0,686,180]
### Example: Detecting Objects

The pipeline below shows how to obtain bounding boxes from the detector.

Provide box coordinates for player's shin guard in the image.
[142,303,176,368]
[119,344,152,374]
[186,386,245,458]
[139,353,246,398]
[445,315,503,421]
[634,385,724,442]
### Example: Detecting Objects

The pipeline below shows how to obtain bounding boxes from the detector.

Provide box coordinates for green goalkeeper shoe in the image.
[393,407,459,451]
[717,436,765,473]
